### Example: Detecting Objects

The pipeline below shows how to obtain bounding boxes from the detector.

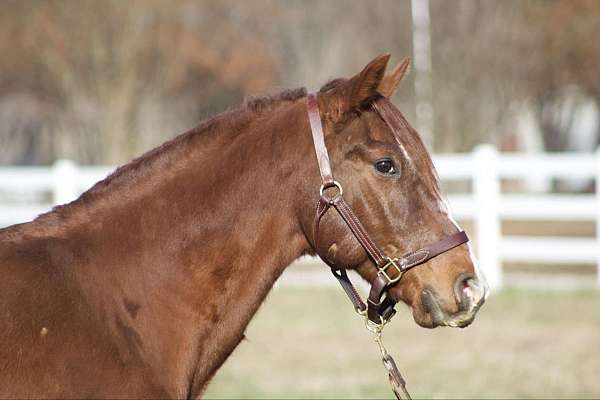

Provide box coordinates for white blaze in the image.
[439,197,490,298]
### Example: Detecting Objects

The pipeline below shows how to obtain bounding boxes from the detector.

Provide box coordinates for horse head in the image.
[300,54,487,328]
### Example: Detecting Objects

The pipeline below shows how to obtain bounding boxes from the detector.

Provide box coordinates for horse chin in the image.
[410,304,474,329]
[415,288,483,329]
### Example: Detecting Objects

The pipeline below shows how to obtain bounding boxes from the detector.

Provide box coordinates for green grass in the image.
[204,287,600,399]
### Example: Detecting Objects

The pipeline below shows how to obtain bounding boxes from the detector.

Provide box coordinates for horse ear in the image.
[378,57,411,98]
[348,53,391,109]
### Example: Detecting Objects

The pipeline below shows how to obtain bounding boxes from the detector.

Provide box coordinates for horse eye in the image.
[374,158,398,176]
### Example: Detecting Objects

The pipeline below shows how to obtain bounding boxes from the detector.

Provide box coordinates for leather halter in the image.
[306,93,469,325]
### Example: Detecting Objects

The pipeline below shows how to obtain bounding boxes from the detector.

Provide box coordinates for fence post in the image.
[52,159,78,205]
[473,145,502,289]
[596,148,600,288]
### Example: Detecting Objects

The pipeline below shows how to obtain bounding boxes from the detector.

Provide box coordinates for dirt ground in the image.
[204,287,600,399]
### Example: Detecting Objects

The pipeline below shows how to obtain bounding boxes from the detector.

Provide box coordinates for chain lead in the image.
[372,329,412,400]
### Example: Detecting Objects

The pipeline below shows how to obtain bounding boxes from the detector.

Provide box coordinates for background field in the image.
[205,286,600,399]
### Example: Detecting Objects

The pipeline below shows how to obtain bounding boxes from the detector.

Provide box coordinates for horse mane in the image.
[243,87,307,113]
[25,87,308,228]
[81,87,307,195]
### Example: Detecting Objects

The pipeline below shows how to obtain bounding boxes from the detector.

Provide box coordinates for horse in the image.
[0,53,486,398]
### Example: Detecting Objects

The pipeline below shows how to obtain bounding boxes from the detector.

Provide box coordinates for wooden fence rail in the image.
[2,145,599,289]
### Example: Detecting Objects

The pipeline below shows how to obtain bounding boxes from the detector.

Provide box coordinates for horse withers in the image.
[0,53,486,398]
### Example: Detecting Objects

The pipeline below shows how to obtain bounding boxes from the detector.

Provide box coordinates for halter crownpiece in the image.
[306,93,469,399]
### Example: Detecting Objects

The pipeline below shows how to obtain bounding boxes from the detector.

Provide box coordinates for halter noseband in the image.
[306,93,469,399]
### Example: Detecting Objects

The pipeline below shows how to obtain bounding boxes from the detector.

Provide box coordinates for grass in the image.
[204,287,600,399]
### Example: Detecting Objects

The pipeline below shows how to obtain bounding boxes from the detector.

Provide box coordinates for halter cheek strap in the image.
[307,94,335,187]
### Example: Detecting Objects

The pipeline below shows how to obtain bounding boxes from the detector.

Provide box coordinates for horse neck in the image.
[68,99,315,394]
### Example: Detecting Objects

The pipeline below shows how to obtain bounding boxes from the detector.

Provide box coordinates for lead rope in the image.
[374,329,411,399]
[360,308,412,399]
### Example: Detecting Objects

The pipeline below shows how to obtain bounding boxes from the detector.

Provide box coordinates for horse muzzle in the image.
[420,275,487,328]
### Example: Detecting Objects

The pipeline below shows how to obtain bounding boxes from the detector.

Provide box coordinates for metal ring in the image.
[364,315,386,334]
[319,180,343,197]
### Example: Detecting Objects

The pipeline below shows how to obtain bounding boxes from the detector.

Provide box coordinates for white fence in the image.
[1,145,599,289]
[437,145,600,289]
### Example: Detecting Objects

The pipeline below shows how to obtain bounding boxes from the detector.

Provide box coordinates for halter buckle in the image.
[377,257,404,285]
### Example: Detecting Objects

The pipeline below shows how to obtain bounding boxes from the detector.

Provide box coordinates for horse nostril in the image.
[421,288,436,314]
[421,288,445,325]
[454,273,481,310]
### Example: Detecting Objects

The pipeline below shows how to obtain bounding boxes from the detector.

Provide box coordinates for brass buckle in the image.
[377,257,403,285]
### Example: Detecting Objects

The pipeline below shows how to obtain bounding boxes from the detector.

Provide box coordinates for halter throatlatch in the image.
[306,93,469,399]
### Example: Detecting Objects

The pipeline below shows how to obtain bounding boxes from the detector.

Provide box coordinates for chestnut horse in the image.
[0,54,486,398]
